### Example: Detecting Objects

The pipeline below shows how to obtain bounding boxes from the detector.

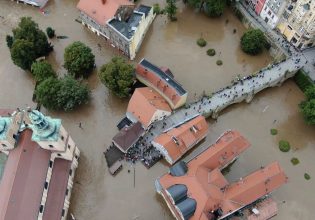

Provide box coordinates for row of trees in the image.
[6,17,95,111]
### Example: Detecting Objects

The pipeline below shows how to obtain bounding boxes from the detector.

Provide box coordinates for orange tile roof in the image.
[136,59,187,109]
[127,87,172,128]
[152,115,208,164]
[156,131,288,220]
[77,0,134,26]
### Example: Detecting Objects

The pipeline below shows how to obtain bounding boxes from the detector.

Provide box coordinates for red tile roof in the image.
[0,129,51,220]
[77,0,134,26]
[156,131,287,220]
[42,159,71,220]
[136,59,187,109]
[152,115,208,164]
[127,87,171,128]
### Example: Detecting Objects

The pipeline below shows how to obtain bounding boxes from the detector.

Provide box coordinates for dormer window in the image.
[49,144,54,148]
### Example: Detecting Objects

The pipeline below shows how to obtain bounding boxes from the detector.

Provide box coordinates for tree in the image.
[64,41,95,78]
[98,56,135,98]
[304,86,315,100]
[57,76,90,111]
[299,86,315,125]
[35,76,90,111]
[46,27,55,39]
[35,77,62,110]
[165,0,178,21]
[6,35,14,49]
[10,39,36,70]
[240,29,267,55]
[12,17,52,57]
[204,0,226,17]
[300,99,315,125]
[31,61,56,83]
[187,0,204,10]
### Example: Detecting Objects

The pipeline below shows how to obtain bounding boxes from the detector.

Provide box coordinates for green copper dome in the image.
[29,110,61,142]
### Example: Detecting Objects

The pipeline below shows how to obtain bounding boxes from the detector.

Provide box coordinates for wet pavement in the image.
[0,1,315,220]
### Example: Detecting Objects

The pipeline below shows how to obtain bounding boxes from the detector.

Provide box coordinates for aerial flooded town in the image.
[0,0,315,219]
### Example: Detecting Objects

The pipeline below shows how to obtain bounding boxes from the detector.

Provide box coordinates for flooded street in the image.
[0,0,315,220]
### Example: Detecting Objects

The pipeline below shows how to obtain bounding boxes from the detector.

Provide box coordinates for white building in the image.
[260,0,288,28]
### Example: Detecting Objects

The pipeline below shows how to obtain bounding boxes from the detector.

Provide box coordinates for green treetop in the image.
[98,56,135,98]
[31,61,56,83]
[240,29,267,55]
[64,41,95,78]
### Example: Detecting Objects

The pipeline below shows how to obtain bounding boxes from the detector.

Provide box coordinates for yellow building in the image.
[277,0,315,49]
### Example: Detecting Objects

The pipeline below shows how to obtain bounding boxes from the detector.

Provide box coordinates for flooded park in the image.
[0,0,315,219]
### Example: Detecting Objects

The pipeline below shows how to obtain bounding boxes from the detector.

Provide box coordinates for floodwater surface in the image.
[0,1,314,220]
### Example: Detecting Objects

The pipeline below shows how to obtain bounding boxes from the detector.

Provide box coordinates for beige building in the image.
[278,0,315,49]
[77,0,155,60]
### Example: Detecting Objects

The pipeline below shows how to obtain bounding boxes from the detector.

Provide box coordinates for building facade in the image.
[77,0,155,60]
[278,0,315,49]
[0,109,80,220]
[260,0,288,28]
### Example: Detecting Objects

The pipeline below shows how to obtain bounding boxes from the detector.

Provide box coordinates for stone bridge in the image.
[134,54,306,164]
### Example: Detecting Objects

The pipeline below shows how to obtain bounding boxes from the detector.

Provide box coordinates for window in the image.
[49,144,54,148]
[69,169,73,176]
[62,209,65,217]
[44,181,48,190]
[68,144,71,149]
[57,153,61,157]
[49,160,53,168]
[1,143,7,148]
[39,205,44,213]
[61,136,64,141]
[66,188,69,196]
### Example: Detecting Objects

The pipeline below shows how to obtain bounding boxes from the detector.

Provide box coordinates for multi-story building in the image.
[246,0,267,15]
[0,109,80,220]
[152,115,208,165]
[126,87,172,129]
[155,130,288,220]
[260,0,288,28]
[77,0,155,60]
[135,59,188,110]
[278,0,315,49]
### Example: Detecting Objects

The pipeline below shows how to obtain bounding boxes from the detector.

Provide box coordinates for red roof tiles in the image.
[152,115,208,164]
[156,131,287,220]
[42,159,72,220]
[0,129,51,220]
[127,87,171,128]
[77,0,134,26]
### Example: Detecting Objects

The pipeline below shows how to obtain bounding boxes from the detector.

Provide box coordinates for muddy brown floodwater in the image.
[0,0,315,220]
